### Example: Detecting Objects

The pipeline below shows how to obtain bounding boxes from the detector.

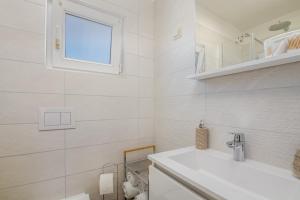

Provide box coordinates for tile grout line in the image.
[204,80,207,122]
[63,71,67,198]
[0,57,44,65]
[0,90,64,95]
[204,84,300,95]
[0,23,45,36]
[150,83,300,98]
[154,117,300,135]
[0,90,132,97]
[0,164,124,192]
[101,0,139,15]
[0,148,65,159]
[2,1,157,38]
[205,122,300,135]
[24,0,45,7]
[0,137,153,159]
[0,53,154,70]
[137,0,142,142]
[0,117,153,126]
[0,91,155,98]
[0,176,65,192]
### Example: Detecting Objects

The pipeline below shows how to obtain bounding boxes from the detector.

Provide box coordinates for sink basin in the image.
[149,147,300,200]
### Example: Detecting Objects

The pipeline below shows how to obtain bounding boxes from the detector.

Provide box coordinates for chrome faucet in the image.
[226,132,245,161]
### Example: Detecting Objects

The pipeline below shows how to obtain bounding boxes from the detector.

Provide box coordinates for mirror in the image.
[195,0,300,74]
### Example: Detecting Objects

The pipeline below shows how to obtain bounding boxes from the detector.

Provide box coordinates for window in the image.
[65,14,113,64]
[46,0,123,74]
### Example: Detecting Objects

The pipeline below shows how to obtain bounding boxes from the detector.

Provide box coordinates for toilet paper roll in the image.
[99,173,114,195]
[123,181,139,199]
[134,192,148,200]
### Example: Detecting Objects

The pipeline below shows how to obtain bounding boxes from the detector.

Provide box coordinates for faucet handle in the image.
[229,132,245,142]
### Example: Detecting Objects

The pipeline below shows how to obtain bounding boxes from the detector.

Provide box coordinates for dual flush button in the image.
[39,107,75,131]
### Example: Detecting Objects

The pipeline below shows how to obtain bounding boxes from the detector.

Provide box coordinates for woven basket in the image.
[288,36,300,49]
[293,150,300,178]
[296,150,300,157]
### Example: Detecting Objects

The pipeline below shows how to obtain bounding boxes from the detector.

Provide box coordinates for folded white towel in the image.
[195,44,206,74]
[134,192,148,200]
[127,172,138,187]
[123,181,139,199]
[273,39,288,56]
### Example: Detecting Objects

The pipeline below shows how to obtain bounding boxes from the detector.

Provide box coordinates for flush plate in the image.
[39,107,75,131]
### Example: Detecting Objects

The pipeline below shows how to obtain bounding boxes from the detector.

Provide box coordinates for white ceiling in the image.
[197,0,300,30]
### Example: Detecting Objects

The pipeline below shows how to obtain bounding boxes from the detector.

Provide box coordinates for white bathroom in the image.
[0,0,299,200]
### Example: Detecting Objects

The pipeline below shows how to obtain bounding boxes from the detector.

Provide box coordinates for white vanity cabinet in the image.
[148,147,300,200]
[149,166,206,200]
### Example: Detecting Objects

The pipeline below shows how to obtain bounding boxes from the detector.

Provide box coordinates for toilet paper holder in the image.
[99,163,118,200]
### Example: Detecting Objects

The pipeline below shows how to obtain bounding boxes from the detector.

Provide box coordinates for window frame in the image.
[46,0,124,74]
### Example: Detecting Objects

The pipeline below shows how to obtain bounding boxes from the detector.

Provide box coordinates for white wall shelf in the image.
[187,52,300,80]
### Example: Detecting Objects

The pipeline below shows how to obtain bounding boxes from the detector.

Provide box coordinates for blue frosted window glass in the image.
[65,14,112,64]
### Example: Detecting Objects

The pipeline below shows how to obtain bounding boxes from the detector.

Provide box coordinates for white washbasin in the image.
[148,147,300,200]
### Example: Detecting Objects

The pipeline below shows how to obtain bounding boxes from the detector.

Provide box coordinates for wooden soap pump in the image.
[195,120,209,150]
[294,150,300,178]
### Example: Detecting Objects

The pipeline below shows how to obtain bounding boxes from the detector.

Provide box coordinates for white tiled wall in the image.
[154,0,204,152]
[2,0,300,199]
[0,0,154,199]
[154,0,300,170]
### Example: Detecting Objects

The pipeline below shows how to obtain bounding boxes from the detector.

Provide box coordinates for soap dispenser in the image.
[195,120,209,150]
